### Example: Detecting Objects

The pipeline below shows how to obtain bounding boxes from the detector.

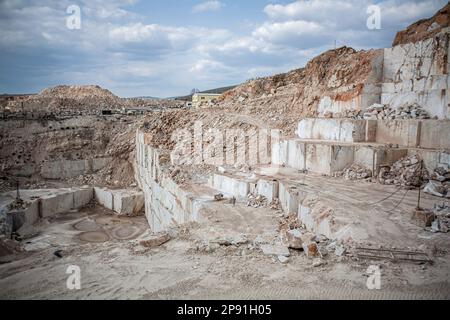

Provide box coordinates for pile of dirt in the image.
[39,85,120,102]
[141,108,262,151]
[393,2,450,46]
[37,85,184,110]
[138,108,267,184]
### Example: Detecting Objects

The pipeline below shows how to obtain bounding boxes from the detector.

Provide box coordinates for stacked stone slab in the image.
[0,186,145,237]
[381,28,450,120]
[135,130,218,232]
[94,187,144,216]
[0,187,93,237]
[290,117,450,176]
[298,28,450,175]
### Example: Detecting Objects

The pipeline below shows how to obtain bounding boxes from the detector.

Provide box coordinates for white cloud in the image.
[263,0,446,29]
[190,59,226,73]
[264,0,356,22]
[108,23,231,56]
[192,0,224,13]
[259,0,447,49]
[0,0,448,97]
[253,20,329,48]
[109,23,188,45]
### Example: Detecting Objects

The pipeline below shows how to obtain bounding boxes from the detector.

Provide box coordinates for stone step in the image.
[272,138,408,176]
[208,172,278,201]
[207,166,439,245]
[139,175,218,233]
[0,186,149,238]
[297,118,450,150]
[297,118,374,143]
[94,187,144,216]
[0,187,94,237]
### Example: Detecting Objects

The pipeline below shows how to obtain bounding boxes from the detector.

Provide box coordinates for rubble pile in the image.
[269,198,281,210]
[7,198,26,211]
[424,163,450,198]
[364,103,430,120]
[278,212,302,231]
[340,109,364,119]
[66,160,136,188]
[277,212,347,263]
[245,195,282,210]
[339,164,373,180]
[246,194,268,208]
[378,155,427,187]
[0,179,14,193]
[431,202,450,233]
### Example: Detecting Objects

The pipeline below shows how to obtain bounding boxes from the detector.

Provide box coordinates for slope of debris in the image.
[217,47,381,135]
[392,2,450,46]
[139,108,265,184]
[39,85,120,102]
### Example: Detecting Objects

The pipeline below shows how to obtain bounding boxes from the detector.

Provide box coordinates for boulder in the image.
[280,228,303,249]
[260,244,290,257]
[139,232,171,248]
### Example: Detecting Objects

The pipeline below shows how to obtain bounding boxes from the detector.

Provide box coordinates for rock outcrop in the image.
[393,2,449,46]
[218,47,382,135]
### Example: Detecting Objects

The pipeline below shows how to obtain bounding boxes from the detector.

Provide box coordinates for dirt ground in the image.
[0,204,449,300]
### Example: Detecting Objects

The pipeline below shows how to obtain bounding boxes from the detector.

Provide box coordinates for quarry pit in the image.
[1,5,450,300]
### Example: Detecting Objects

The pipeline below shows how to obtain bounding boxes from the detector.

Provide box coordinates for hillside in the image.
[39,85,119,101]
[174,85,237,101]
[217,47,381,135]
[1,85,184,113]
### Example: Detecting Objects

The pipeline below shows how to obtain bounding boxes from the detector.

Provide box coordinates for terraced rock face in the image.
[215,47,383,135]
[0,114,139,189]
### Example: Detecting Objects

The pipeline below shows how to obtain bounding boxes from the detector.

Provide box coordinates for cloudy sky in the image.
[0,0,447,97]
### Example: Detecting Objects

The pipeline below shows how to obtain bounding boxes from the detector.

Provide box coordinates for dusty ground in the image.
[0,203,449,300]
